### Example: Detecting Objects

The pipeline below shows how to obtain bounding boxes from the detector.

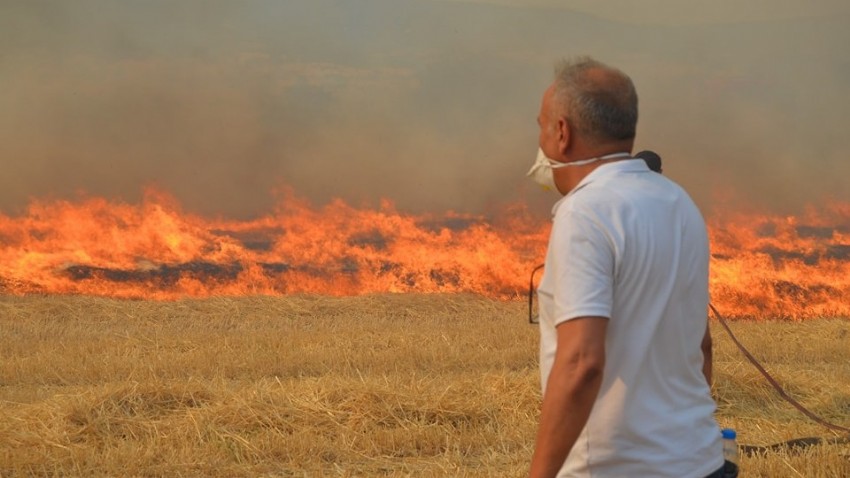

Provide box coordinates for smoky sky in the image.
[1,0,848,219]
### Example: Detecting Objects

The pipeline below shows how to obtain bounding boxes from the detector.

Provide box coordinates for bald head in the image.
[551,57,638,147]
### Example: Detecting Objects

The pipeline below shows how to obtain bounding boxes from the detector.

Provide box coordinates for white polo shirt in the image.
[538,159,723,478]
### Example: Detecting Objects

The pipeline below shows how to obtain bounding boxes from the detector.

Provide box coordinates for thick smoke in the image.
[1,1,848,219]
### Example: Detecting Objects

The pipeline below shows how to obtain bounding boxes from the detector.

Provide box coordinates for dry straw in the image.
[1,294,848,476]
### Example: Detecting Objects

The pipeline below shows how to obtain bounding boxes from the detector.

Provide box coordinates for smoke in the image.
[1,0,848,219]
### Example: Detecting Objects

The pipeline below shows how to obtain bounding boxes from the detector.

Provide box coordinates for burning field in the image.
[0,189,849,475]
[3,2,849,475]
[1,188,849,319]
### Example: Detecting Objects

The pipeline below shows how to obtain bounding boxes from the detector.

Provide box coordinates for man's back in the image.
[537,159,723,477]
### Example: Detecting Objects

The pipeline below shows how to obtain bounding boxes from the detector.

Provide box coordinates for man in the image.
[526,57,726,477]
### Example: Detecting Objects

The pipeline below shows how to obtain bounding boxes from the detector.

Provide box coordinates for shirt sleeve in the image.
[548,208,614,326]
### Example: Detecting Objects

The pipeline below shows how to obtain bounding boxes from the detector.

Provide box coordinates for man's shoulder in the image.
[558,180,632,215]
[552,192,605,222]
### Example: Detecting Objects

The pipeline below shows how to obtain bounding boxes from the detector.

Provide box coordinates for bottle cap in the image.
[721,428,736,439]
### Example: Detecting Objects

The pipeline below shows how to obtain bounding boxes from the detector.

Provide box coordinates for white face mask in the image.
[526,147,631,193]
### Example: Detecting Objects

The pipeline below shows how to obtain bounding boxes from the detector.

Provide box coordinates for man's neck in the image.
[554,140,634,195]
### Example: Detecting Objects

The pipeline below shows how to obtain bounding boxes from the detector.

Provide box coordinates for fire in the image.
[1,188,847,319]
[707,202,850,319]
[0,188,546,300]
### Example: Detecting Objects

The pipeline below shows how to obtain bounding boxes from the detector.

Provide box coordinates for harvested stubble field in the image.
[0,294,849,477]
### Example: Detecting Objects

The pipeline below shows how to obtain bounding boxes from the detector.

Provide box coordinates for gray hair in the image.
[552,56,638,144]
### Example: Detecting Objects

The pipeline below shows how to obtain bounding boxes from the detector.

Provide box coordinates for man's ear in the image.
[557,116,571,154]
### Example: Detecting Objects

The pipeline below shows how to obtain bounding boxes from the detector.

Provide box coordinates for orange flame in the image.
[708,202,850,319]
[1,188,847,319]
[0,188,546,300]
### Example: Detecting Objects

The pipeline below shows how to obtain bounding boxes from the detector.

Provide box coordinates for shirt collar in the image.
[569,158,649,196]
[551,159,650,216]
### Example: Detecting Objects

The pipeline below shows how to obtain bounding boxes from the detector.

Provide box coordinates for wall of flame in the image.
[1,189,847,319]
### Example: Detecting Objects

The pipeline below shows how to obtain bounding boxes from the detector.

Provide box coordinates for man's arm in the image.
[529,316,608,478]
[701,321,713,388]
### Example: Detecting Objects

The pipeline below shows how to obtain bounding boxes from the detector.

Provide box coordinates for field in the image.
[1,294,849,477]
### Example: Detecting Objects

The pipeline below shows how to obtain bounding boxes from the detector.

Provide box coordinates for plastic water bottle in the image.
[721,428,739,466]
[721,428,738,465]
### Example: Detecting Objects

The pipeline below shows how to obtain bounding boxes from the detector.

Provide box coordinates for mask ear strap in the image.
[551,151,632,168]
